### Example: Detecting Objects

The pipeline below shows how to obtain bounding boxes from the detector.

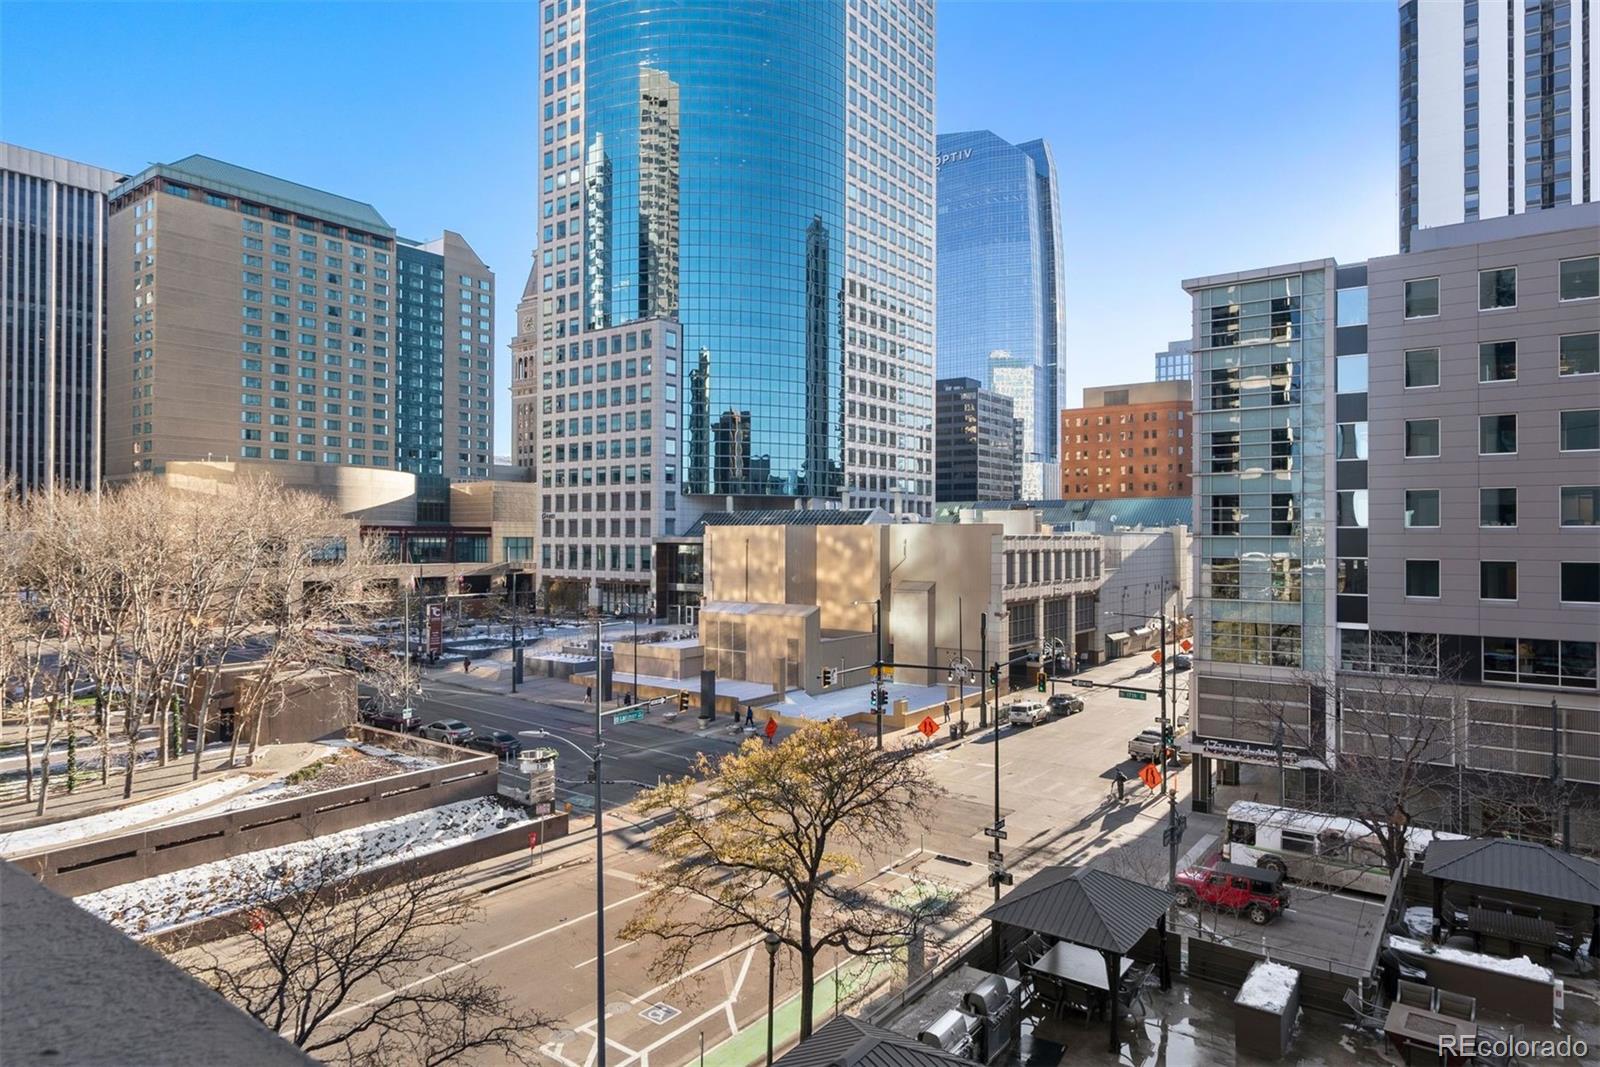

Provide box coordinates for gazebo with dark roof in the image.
[772,1015,969,1067]
[1424,837,1600,955]
[981,865,1173,1053]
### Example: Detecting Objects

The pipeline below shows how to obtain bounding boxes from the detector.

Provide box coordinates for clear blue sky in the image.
[2,1,1397,456]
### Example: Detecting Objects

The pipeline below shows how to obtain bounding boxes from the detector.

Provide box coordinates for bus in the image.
[1222,801,1465,897]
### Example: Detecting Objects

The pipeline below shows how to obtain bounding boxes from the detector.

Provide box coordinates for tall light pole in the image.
[764,932,781,1066]
[852,598,886,750]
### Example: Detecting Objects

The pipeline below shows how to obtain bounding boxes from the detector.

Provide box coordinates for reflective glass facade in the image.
[935,130,1064,475]
[1188,268,1329,673]
[583,0,846,498]
[396,243,445,475]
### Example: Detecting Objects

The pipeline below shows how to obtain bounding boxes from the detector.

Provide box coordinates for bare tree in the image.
[174,856,547,1065]
[621,720,947,1041]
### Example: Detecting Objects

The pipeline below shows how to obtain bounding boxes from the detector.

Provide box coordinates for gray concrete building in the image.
[934,376,1019,502]
[1182,205,1599,840]
[1,144,124,496]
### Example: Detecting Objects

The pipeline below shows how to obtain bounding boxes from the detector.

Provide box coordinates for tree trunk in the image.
[156,690,169,766]
[21,698,34,804]
[97,687,109,786]
[799,944,816,1041]
[34,698,58,816]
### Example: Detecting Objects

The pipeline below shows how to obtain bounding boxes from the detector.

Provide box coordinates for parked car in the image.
[465,730,523,760]
[1008,702,1049,727]
[1174,861,1290,924]
[1127,729,1165,761]
[360,706,420,733]
[1046,693,1084,717]
[420,719,472,744]
[1171,653,1193,671]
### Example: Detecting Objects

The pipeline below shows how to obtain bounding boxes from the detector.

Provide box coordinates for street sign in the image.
[1119,689,1147,701]
[425,602,443,654]
[1139,763,1163,790]
[917,716,939,738]
[988,849,1004,862]
[613,709,645,724]
[1180,639,1193,652]
[880,666,895,680]
[993,817,1006,830]
[983,826,1008,840]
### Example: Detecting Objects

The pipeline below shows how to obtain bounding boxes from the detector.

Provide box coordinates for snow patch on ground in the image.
[353,743,442,771]
[1403,906,1436,939]
[1236,960,1300,1012]
[1388,935,1554,982]
[0,775,255,857]
[75,797,530,936]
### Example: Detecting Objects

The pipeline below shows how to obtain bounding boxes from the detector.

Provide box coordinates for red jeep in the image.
[1174,861,1290,925]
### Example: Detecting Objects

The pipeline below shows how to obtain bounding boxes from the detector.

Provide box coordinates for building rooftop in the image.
[933,498,1191,532]
[683,508,891,537]
[0,862,311,1065]
[113,154,392,234]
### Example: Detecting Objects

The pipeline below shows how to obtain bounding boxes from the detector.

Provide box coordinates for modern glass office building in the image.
[523,0,937,609]
[935,129,1064,498]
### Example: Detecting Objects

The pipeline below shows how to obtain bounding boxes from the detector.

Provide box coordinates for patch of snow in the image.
[353,743,441,771]
[1388,935,1554,983]
[1403,906,1436,940]
[1235,960,1299,1012]
[0,775,255,857]
[76,797,530,936]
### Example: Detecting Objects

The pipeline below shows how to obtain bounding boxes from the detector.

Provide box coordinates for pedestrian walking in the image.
[585,684,593,701]
[745,706,755,728]
[463,656,472,673]
[943,702,950,725]
[1113,767,1128,802]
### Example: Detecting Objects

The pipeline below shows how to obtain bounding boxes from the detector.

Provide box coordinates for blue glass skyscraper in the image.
[936,130,1064,498]
[523,0,937,611]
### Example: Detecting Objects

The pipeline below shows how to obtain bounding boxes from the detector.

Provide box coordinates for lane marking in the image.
[573,939,638,969]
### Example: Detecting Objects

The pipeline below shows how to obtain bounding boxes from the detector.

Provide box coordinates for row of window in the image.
[1402,409,1599,456]
[1402,256,1598,318]
[1403,559,1598,603]
[1398,485,1600,529]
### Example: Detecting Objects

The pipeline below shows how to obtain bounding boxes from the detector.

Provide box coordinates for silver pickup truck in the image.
[1127,729,1165,761]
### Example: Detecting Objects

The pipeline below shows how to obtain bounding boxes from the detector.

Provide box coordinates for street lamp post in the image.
[764,932,781,1067]
[851,598,886,750]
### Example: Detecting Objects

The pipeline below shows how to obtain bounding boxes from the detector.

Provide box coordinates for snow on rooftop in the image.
[1235,960,1300,1012]
[76,796,530,936]
[0,775,256,858]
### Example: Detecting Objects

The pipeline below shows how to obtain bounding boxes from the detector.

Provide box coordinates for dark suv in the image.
[465,730,523,761]
[1046,693,1084,717]
[360,707,420,733]
[1174,861,1289,925]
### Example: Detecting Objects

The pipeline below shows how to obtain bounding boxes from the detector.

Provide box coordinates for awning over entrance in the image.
[1107,631,1131,643]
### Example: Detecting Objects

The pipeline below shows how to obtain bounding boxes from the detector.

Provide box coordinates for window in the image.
[1559,409,1599,451]
[1337,558,1368,594]
[1404,277,1439,318]
[1480,488,1517,527]
[1337,490,1368,527]
[1560,334,1599,376]
[1479,414,1517,454]
[1562,562,1600,604]
[1280,830,1316,855]
[504,537,533,562]
[1478,266,1517,310]
[1405,419,1440,457]
[1484,636,1598,689]
[1481,561,1518,601]
[1478,340,1517,382]
[1559,256,1599,301]
[1336,355,1368,393]
[1561,486,1600,526]
[1405,489,1440,528]
[1404,348,1439,388]
[1406,560,1440,598]
[1336,422,1368,459]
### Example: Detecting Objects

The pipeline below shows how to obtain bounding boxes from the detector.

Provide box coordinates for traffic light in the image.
[1036,675,1047,692]
[988,665,1000,688]
[820,667,834,687]
[677,691,690,715]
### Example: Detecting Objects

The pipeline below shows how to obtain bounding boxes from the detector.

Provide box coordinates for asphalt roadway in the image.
[409,673,747,811]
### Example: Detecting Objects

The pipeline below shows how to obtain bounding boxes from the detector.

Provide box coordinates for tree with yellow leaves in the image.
[621,719,947,1041]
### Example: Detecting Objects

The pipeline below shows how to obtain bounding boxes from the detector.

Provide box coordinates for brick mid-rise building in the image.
[1059,380,1191,499]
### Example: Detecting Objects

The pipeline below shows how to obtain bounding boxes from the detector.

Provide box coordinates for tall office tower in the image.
[935,130,1065,500]
[1153,339,1193,383]
[1,144,123,496]
[510,261,540,471]
[1399,0,1595,251]
[934,376,1018,502]
[395,233,495,479]
[526,0,936,613]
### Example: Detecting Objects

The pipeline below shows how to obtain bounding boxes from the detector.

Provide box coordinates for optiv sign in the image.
[936,147,972,168]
